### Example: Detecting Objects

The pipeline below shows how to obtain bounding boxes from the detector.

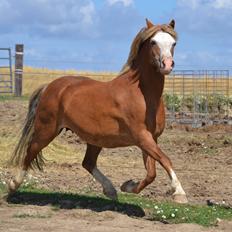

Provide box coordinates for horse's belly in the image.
[62,113,133,148]
[78,132,133,148]
[73,126,134,148]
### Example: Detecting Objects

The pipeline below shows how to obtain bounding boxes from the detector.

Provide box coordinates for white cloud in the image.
[177,0,232,10]
[177,0,201,9]
[211,0,232,9]
[80,1,95,25]
[0,0,98,38]
[107,0,133,7]
[0,0,10,8]
[0,0,140,39]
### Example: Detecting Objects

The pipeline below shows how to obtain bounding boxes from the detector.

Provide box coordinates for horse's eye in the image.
[151,40,157,46]
[173,42,176,47]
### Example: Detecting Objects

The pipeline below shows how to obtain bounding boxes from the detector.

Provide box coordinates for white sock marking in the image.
[92,167,115,192]
[15,170,26,183]
[170,169,186,195]
[9,169,26,191]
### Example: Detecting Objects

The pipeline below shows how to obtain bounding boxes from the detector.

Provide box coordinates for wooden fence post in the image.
[14,44,24,96]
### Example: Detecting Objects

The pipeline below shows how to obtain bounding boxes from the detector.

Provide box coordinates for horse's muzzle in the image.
[160,57,174,75]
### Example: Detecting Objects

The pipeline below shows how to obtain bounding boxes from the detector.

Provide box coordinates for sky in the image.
[0,0,232,72]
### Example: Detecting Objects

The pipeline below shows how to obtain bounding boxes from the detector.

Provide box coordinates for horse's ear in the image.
[169,19,175,29]
[146,18,154,29]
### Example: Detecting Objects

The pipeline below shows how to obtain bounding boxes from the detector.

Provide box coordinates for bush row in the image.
[163,94,232,114]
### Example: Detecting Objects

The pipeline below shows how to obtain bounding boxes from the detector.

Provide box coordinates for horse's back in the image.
[39,75,101,103]
[35,75,102,128]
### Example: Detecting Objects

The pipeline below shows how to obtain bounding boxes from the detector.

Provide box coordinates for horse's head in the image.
[145,19,176,75]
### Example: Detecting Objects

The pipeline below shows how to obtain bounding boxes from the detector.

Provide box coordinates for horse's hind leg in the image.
[121,152,156,193]
[82,144,117,200]
[8,123,57,193]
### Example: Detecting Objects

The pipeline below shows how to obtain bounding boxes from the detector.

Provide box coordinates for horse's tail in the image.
[9,84,47,171]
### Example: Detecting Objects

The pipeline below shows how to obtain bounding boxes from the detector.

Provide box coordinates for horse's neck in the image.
[115,65,165,103]
[138,68,164,99]
[126,63,165,103]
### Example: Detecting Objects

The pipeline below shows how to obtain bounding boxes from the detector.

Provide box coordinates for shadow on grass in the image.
[7,190,145,218]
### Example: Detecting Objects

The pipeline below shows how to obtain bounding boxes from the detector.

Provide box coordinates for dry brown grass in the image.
[1,66,231,96]
[23,66,117,96]
[165,77,232,96]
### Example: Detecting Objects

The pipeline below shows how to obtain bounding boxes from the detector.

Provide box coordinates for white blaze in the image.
[151,31,176,59]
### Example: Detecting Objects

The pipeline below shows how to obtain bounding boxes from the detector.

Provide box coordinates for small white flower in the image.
[154,205,158,209]
[171,213,175,217]
[2,181,6,185]
[157,210,161,214]
[162,215,166,219]
[175,208,178,212]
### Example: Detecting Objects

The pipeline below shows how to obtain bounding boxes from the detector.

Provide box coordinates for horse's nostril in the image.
[172,60,175,68]
[161,60,165,68]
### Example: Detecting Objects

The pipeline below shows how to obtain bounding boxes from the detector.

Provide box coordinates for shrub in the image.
[163,94,182,112]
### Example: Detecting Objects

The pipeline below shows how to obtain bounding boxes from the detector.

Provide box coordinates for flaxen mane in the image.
[120,24,178,74]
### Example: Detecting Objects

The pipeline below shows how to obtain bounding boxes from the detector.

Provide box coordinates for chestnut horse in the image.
[9,19,188,203]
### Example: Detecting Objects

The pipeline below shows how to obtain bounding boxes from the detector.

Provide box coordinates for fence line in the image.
[1,66,232,125]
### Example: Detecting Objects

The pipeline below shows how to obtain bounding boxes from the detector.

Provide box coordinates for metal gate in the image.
[0,48,13,93]
[165,70,231,126]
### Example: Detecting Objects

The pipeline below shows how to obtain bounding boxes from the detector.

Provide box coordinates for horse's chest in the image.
[144,102,165,138]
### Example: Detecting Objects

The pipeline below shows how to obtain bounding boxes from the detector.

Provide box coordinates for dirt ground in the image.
[0,100,232,232]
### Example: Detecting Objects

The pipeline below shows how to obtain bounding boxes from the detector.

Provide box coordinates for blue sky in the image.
[0,0,232,71]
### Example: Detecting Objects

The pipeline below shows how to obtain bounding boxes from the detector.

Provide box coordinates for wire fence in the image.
[21,69,232,126]
[166,70,232,126]
[0,52,231,126]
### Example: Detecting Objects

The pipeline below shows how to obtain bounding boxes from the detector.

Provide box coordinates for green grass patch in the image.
[119,193,232,226]
[0,95,29,101]
[0,181,6,192]
[2,184,232,227]
[13,212,51,219]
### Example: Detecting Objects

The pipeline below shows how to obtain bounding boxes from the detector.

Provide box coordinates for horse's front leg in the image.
[122,130,188,203]
[121,152,156,193]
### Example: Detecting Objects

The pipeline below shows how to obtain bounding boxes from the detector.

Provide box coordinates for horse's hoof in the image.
[7,179,18,194]
[103,187,118,201]
[173,194,188,204]
[120,180,139,193]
